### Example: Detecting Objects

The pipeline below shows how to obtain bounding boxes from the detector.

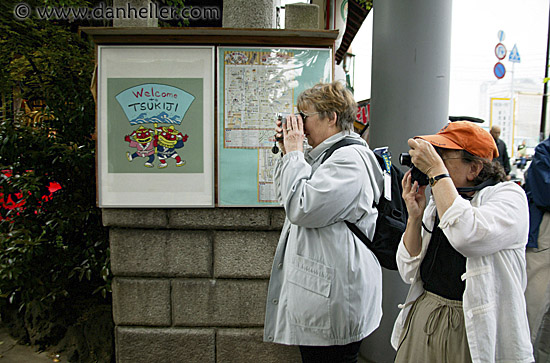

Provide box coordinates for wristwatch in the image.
[429,173,450,187]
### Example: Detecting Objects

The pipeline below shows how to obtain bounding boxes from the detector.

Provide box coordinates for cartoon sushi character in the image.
[155,125,188,169]
[124,126,155,167]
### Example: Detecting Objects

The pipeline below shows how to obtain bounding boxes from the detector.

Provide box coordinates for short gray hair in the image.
[297,81,356,132]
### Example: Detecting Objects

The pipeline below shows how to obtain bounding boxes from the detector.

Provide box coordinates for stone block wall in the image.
[104,208,301,363]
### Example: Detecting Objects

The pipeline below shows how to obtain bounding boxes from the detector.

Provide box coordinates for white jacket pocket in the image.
[287,255,333,329]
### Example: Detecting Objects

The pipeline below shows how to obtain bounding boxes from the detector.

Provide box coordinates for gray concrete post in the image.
[112,0,158,28]
[222,0,275,28]
[362,0,452,362]
[369,0,452,156]
[285,3,320,30]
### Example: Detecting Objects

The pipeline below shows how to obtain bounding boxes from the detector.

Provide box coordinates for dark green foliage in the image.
[0,0,110,313]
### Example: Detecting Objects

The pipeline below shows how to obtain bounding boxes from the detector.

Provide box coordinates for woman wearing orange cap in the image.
[392,121,533,363]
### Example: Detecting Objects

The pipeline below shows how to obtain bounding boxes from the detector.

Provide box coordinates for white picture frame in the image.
[97,45,215,207]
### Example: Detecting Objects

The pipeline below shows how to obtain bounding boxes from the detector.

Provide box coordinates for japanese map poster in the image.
[217,47,332,206]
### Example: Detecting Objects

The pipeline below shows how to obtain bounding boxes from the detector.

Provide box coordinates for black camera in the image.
[272,113,289,154]
[399,153,429,186]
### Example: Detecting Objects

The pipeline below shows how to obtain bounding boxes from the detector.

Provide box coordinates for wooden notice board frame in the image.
[83,27,338,207]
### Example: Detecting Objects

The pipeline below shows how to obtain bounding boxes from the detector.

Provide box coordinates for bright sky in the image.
[351,0,550,120]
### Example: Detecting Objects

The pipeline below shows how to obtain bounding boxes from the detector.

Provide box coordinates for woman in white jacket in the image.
[393,121,533,363]
[263,82,384,363]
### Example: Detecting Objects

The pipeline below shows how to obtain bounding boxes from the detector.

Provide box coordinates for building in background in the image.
[481,78,546,158]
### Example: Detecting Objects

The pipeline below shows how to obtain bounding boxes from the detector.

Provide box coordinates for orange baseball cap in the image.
[416,121,499,160]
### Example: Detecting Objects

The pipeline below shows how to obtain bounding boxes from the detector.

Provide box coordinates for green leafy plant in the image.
[0,0,110,314]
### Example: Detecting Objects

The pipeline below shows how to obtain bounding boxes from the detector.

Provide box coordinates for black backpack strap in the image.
[322,138,377,256]
[322,138,371,243]
[321,138,364,164]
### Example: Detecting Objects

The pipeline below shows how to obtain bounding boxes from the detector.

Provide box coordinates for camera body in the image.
[275,113,290,142]
[399,152,429,186]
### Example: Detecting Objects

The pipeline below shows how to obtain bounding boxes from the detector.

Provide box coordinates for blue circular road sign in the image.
[494,62,506,79]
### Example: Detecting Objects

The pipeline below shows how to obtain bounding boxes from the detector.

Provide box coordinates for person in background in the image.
[517,139,528,170]
[263,81,384,363]
[392,121,533,363]
[490,125,511,180]
[523,136,550,362]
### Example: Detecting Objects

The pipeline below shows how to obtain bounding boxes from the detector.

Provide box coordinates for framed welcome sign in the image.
[97,46,215,207]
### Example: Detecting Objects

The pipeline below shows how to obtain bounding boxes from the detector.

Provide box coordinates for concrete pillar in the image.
[363,0,452,361]
[285,3,320,30]
[112,0,158,27]
[222,0,275,28]
[369,0,452,155]
[310,0,326,30]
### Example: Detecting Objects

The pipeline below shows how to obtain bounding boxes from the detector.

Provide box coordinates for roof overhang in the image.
[335,0,371,64]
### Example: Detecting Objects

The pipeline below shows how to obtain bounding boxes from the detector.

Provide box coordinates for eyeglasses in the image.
[299,111,319,121]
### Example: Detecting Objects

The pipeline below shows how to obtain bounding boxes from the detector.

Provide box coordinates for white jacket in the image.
[263,131,384,346]
[391,181,534,363]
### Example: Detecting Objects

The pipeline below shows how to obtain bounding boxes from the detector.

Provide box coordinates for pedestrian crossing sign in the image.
[509,44,521,63]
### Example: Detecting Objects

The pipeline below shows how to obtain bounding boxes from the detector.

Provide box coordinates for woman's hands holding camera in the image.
[406,138,459,222]
[402,170,428,220]
[407,138,447,178]
[402,138,448,220]
[275,114,305,155]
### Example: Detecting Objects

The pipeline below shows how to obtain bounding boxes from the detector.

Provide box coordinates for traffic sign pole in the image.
[510,61,515,143]
[508,44,519,146]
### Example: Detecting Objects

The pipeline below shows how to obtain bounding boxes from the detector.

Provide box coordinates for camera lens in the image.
[399,153,412,167]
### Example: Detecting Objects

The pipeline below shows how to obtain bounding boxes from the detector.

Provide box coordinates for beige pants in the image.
[395,291,472,363]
